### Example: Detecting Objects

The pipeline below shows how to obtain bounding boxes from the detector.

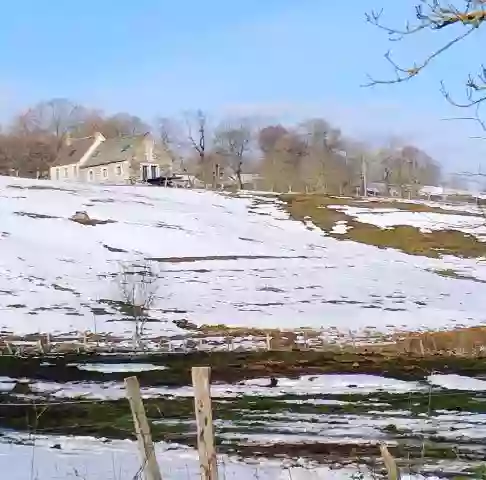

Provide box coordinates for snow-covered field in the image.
[1,176,486,339]
[0,433,357,480]
[1,433,467,480]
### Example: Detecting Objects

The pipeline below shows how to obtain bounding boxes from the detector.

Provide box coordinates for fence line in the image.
[2,329,485,357]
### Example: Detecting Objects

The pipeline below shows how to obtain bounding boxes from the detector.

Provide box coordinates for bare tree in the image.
[13,98,89,151]
[69,110,150,139]
[298,118,353,194]
[184,109,207,163]
[0,131,56,178]
[183,110,217,187]
[339,139,375,197]
[272,131,308,193]
[375,141,441,198]
[366,1,486,125]
[156,116,194,186]
[101,113,150,138]
[214,119,253,189]
[258,125,289,191]
[116,261,158,350]
[258,124,288,154]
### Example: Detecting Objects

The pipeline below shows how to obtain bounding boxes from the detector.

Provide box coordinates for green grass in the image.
[282,194,486,258]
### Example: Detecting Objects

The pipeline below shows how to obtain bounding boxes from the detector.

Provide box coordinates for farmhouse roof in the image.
[53,136,97,167]
[81,135,147,168]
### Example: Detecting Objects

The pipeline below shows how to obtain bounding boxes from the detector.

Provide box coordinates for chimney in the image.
[94,131,105,142]
[65,132,72,146]
[143,134,154,162]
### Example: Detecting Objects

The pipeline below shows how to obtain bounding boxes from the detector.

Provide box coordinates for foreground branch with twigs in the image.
[366,1,486,124]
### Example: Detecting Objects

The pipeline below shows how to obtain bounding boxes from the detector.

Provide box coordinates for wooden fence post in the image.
[192,366,218,480]
[124,376,163,480]
[380,443,401,480]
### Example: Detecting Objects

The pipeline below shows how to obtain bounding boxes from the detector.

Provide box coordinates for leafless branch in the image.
[184,109,207,161]
[441,102,486,131]
[363,27,475,87]
[365,1,485,114]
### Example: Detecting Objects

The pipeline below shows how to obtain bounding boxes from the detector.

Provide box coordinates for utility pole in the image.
[361,155,368,197]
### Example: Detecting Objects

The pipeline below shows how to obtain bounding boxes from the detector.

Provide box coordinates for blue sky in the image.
[1,0,484,172]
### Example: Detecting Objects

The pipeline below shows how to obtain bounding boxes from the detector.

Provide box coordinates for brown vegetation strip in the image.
[145,254,313,263]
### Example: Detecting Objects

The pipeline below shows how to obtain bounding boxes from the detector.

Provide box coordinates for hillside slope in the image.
[0,176,485,340]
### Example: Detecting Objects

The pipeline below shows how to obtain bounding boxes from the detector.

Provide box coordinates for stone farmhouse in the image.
[50,132,173,184]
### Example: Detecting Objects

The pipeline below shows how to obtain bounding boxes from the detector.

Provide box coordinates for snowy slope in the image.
[1,176,486,338]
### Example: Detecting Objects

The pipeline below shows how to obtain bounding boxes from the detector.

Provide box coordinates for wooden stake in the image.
[192,367,218,480]
[419,339,425,356]
[124,376,162,480]
[266,333,271,351]
[380,443,401,480]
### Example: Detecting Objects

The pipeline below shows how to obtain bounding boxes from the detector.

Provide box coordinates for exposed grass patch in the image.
[155,222,187,231]
[146,254,310,263]
[5,350,486,384]
[70,217,116,226]
[90,198,115,203]
[52,284,80,294]
[103,244,128,253]
[14,211,59,220]
[291,194,479,216]
[282,194,486,258]
[431,268,486,283]
[7,184,76,193]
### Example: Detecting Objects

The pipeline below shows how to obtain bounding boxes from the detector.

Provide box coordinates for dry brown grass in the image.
[394,327,486,356]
